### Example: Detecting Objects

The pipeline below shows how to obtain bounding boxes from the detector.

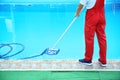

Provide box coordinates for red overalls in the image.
[84,0,107,64]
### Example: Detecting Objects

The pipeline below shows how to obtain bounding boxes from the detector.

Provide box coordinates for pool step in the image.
[0,60,120,70]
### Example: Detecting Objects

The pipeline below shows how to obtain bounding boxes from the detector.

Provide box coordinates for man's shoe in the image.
[98,59,107,67]
[79,59,92,66]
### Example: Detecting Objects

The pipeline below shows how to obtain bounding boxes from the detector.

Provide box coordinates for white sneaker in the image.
[98,59,107,67]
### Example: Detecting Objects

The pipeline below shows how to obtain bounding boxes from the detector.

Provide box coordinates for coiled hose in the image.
[0,43,56,59]
[0,43,25,59]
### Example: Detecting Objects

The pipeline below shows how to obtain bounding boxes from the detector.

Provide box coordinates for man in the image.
[75,0,107,67]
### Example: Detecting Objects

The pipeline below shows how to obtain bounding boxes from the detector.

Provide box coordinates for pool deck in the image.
[0,60,120,70]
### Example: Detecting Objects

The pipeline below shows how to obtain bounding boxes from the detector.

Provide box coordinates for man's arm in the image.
[75,3,84,17]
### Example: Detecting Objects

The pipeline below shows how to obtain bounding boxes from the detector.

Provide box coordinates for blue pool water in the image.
[0,2,120,60]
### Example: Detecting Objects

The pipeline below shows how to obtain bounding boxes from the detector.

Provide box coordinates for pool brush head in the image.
[45,48,60,55]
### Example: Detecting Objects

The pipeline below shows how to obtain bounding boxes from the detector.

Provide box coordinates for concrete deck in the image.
[0,60,120,70]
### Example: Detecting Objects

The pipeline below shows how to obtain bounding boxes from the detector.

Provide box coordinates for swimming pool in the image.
[0,1,120,60]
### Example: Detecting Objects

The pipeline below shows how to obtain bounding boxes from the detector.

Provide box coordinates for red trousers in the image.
[84,0,107,64]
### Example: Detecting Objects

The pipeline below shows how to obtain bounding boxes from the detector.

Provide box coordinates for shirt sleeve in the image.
[80,0,88,6]
[104,0,106,4]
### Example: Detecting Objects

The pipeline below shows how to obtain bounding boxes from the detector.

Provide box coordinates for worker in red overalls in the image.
[75,0,107,67]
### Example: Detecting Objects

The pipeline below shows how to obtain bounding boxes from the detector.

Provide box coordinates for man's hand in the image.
[75,4,84,17]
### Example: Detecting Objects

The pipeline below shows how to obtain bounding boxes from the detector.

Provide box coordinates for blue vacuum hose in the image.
[0,43,25,59]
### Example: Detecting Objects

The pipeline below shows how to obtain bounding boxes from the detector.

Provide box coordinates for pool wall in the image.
[0,0,119,3]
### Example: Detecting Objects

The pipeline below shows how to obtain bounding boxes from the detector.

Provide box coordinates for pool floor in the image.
[0,4,120,60]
